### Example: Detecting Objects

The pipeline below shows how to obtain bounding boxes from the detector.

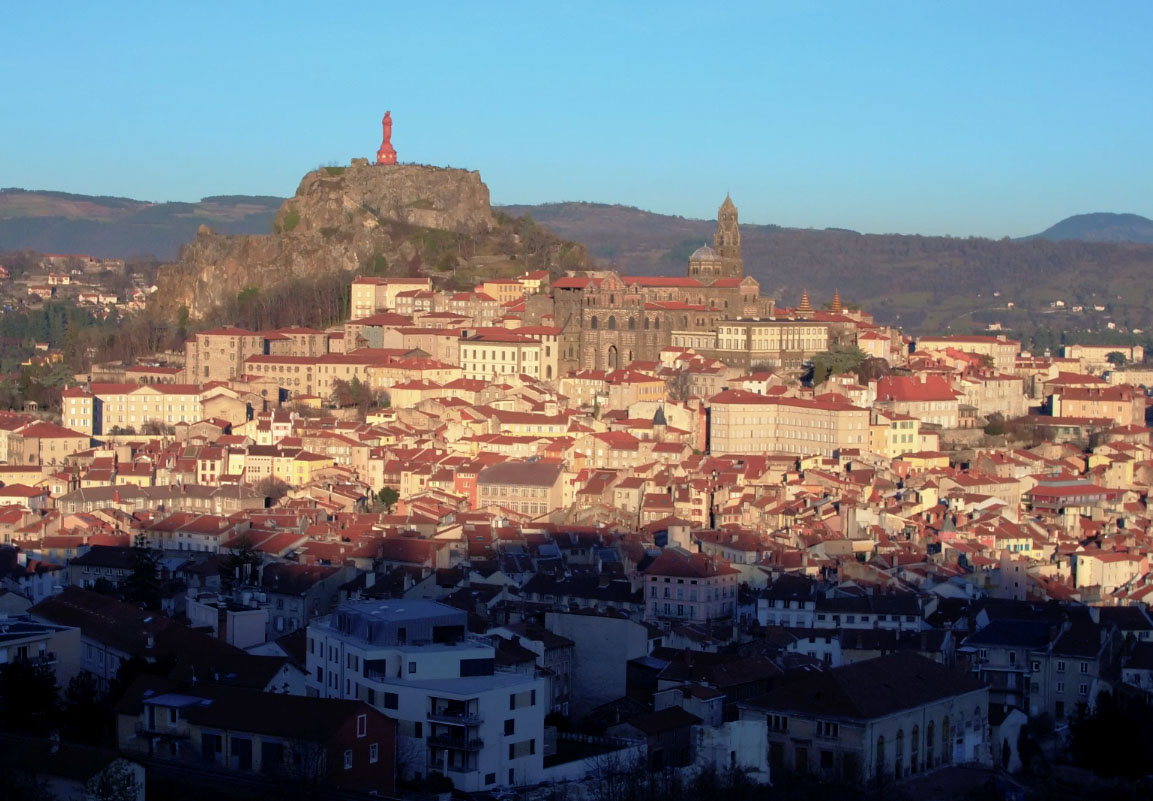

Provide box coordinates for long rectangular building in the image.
[708,388,870,457]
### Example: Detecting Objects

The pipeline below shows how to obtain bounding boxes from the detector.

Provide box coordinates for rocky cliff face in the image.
[155,162,500,319]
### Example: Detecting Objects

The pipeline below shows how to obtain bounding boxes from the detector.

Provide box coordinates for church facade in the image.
[553,197,828,374]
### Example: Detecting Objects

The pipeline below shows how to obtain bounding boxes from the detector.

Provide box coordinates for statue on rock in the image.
[376,111,397,165]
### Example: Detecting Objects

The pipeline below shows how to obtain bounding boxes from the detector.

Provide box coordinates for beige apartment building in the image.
[460,330,555,381]
[916,335,1020,372]
[709,389,870,457]
[265,326,328,357]
[741,653,990,785]
[869,409,921,459]
[1063,344,1145,373]
[476,279,524,304]
[350,276,431,319]
[475,460,564,516]
[185,327,266,382]
[672,319,830,370]
[64,383,205,435]
[1050,385,1146,426]
[5,421,90,467]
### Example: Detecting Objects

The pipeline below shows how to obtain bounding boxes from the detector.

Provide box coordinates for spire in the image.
[831,289,843,313]
[798,289,812,314]
[653,405,667,427]
[713,195,743,279]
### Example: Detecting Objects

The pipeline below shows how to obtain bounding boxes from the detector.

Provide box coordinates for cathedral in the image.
[687,194,743,280]
[552,197,827,374]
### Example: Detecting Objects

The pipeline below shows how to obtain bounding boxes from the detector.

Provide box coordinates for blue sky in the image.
[2,1,1150,237]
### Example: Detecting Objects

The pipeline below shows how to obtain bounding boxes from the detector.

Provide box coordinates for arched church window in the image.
[590,316,598,330]
[628,317,635,331]
[644,318,650,331]
[608,316,617,330]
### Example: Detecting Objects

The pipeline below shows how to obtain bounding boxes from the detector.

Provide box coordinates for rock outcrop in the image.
[155,162,501,319]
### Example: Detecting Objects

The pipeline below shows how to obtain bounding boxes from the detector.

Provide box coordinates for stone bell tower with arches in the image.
[714,194,743,279]
[689,195,744,281]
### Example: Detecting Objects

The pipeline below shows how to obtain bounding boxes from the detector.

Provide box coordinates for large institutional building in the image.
[553,197,830,373]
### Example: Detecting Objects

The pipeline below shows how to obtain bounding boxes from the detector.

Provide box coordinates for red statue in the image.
[376,111,397,165]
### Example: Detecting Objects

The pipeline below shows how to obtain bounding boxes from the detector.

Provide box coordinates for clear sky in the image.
[3,1,1150,237]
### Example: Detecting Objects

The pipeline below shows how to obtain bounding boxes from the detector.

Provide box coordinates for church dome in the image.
[689,243,720,261]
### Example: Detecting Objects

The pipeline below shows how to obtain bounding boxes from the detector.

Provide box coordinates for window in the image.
[1079,684,1088,696]
[369,743,379,763]
[1056,682,1065,693]
[343,750,353,770]
[485,773,496,786]
[505,719,515,736]
[1031,661,1040,673]
[816,721,839,738]
[384,692,398,710]
[1080,662,1089,674]
[767,714,788,731]
[1057,660,1066,672]
[357,714,367,737]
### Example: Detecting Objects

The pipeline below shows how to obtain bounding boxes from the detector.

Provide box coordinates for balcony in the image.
[15,651,57,667]
[135,721,190,739]
[427,734,484,751]
[427,711,483,725]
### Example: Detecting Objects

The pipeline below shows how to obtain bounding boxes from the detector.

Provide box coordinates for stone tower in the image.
[713,194,743,279]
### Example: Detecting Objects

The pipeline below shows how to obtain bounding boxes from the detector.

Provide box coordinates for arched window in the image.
[590,316,598,330]
[911,725,920,774]
[608,316,617,330]
[941,717,950,765]
[876,735,885,778]
[628,317,635,331]
[682,315,689,328]
[926,720,935,769]
[895,730,904,779]
[546,365,552,379]
[644,317,650,331]
[654,318,661,330]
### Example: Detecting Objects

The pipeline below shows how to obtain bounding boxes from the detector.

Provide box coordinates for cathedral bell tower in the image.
[713,195,743,279]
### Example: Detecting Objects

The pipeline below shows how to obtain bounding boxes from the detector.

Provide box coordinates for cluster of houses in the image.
[2,263,1153,798]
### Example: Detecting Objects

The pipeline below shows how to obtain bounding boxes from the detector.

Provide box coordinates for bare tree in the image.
[665,371,693,403]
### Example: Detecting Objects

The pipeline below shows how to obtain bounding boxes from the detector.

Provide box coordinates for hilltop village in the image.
[3,198,1153,799]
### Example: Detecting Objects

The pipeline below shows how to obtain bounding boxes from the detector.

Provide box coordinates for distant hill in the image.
[0,188,282,260]
[4,187,1153,340]
[1021,212,1153,244]
[499,202,1153,336]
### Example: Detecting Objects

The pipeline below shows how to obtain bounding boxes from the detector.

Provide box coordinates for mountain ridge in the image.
[1019,212,1153,244]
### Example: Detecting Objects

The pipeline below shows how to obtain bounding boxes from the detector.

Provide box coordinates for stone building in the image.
[552,197,777,373]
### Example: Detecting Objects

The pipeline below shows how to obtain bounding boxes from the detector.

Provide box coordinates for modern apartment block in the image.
[306,600,546,791]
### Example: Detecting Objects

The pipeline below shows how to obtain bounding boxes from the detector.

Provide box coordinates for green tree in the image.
[62,671,111,745]
[810,345,866,385]
[83,760,140,801]
[1069,691,1153,778]
[219,535,265,593]
[377,486,400,514]
[1106,351,1127,367]
[120,533,161,609]
[0,660,58,734]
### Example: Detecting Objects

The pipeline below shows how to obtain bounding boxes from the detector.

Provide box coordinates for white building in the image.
[307,600,547,792]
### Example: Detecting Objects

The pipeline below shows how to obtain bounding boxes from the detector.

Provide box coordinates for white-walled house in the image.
[307,600,547,792]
